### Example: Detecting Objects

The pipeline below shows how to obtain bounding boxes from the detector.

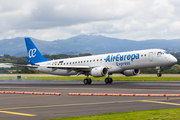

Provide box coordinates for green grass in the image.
[48,108,180,120]
[1,76,180,81]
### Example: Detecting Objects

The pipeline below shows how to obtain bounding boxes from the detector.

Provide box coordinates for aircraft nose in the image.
[170,56,177,64]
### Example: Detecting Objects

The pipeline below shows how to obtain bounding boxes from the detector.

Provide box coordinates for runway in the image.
[0,80,180,120]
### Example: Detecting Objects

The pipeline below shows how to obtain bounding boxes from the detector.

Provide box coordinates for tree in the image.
[3,54,11,58]
[171,64,180,73]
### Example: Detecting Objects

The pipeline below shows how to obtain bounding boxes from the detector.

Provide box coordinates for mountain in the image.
[0,35,180,57]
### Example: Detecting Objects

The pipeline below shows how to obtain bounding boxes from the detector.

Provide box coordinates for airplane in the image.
[19,38,177,85]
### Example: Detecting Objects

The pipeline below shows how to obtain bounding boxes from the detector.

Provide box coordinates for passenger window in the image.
[90,60,92,62]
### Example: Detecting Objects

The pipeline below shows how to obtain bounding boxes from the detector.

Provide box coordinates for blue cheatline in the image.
[25,38,50,65]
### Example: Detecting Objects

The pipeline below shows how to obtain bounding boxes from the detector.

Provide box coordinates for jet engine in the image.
[90,67,108,77]
[122,69,140,76]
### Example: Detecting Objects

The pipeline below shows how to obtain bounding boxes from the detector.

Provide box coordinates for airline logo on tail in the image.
[29,48,36,58]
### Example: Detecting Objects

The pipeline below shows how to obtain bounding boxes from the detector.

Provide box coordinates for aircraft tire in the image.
[105,78,109,84]
[87,79,92,85]
[109,78,113,84]
[83,79,88,85]
[157,73,162,77]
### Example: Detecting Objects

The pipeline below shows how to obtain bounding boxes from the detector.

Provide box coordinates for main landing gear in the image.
[83,76,92,85]
[156,66,162,77]
[105,75,113,84]
[83,74,113,85]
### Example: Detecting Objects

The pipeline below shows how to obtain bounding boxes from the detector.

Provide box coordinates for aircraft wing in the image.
[15,64,90,69]
[39,65,91,69]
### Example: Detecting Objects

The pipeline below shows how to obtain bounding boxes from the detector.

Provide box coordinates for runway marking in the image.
[0,100,140,111]
[0,111,36,116]
[1,98,180,111]
[140,100,180,106]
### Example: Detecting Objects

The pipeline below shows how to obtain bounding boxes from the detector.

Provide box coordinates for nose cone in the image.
[170,56,177,64]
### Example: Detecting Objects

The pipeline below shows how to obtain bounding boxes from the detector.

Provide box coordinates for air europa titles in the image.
[105,53,139,62]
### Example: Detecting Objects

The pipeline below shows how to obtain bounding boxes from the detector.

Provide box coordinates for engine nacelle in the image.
[122,69,140,76]
[90,67,108,77]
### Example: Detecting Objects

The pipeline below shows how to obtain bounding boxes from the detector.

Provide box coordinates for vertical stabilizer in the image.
[25,38,50,65]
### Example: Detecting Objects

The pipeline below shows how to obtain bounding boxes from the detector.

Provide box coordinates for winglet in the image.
[25,38,50,65]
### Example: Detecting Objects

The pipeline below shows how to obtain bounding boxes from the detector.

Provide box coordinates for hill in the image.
[0,35,180,57]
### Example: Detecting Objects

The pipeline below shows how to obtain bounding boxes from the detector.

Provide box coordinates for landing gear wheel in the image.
[105,78,109,84]
[157,73,162,77]
[109,78,113,84]
[83,78,92,85]
[87,79,92,85]
[83,79,88,85]
[105,78,113,84]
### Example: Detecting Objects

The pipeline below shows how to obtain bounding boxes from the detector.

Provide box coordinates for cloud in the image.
[0,0,180,41]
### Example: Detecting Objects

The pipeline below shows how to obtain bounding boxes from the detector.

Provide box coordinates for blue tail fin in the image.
[25,38,50,65]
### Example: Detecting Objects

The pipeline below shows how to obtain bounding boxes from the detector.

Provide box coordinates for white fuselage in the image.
[29,49,177,76]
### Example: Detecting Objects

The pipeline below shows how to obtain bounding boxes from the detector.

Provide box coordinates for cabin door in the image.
[149,52,153,61]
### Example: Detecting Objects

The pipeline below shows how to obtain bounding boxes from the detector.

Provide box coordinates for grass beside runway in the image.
[49,108,180,120]
[1,76,180,81]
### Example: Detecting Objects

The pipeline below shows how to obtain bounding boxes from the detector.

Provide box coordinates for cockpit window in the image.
[157,51,168,56]
[157,52,162,55]
[163,51,168,54]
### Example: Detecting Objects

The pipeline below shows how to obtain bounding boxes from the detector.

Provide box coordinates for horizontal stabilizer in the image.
[15,64,38,68]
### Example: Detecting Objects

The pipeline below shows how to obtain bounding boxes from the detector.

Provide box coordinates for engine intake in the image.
[122,69,140,76]
[90,67,108,77]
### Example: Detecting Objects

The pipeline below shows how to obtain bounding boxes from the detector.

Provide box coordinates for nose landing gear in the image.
[156,66,162,77]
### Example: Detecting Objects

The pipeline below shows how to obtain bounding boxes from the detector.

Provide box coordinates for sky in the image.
[0,0,180,41]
